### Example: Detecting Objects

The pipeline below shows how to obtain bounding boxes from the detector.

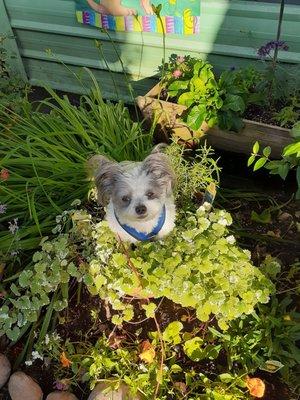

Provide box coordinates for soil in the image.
[243,103,290,128]
[1,88,299,400]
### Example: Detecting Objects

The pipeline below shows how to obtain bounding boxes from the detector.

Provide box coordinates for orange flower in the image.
[60,352,72,368]
[0,169,9,181]
[246,376,265,398]
[139,340,156,364]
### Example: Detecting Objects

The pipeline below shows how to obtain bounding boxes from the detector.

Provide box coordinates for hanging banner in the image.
[75,0,200,35]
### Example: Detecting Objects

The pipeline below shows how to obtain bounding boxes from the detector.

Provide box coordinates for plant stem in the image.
[272,0,285,70]
[269,0,285,101]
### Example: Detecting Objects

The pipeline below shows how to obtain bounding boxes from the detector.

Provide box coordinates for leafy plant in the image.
[209,294,300,384]
[33,325,250,399]
[0,35,30,115]
[273,97,300,127]
[0,207,83,342]
[217,70,246,132]
[159,55,222,131]
[159,55,250,133]
[164,141,220,208]
[76,202,273,330]
[248,123,300,198]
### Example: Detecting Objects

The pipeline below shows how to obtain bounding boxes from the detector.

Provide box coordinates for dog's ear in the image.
[88,155,120,205]
[142,152,176,194]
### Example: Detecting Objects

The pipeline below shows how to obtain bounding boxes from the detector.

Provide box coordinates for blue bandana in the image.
[114,205,166,242]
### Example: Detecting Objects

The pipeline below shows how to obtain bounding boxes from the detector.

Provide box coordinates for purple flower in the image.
[53,379,70,391]
[257,40,289,58]
[8,218,19,235]
[0,203,7,214]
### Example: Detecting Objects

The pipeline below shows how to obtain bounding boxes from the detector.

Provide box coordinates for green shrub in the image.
[0,35,30,116]
[80,203,273,330]
[248,123,300,199]
[159,55,246,132]
[165,141,220,208]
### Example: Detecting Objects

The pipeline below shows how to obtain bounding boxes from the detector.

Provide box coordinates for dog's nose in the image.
[135,204,147,215]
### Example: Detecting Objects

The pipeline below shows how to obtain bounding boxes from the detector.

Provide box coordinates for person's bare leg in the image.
[140,0,153,14]
[97,0,137,15]
[87,0,109,13]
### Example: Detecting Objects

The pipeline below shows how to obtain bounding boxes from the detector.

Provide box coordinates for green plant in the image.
[0,35,30,115]
[248,122,300,198]
[0,69,153,259]
[33,322,251,399]
[209,294,300,383]
[273,96,300,127]
[216,71,246,132]
[159,55,222,130]
[159,55,248,133]
[164,141,220,208]
[76,202,273,331]
[0,206,83,342]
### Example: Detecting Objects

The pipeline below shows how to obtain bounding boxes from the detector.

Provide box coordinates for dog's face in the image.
[90,152,175,223]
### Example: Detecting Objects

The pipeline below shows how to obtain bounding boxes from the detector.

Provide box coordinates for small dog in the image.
[89,149,176,243]
[87,0,153,16]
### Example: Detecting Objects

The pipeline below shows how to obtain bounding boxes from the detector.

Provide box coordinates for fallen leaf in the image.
[246,376,265,398]
[251,210,271,224]
[108,332,124,349]
[174,381,187,394]
[60,352,72,368]
[260,360,284,373]
[267,229,281,238]
[278,212,292,222]
[139,340,156,364]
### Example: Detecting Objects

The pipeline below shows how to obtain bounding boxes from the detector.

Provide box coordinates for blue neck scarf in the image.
[114,205,166,242]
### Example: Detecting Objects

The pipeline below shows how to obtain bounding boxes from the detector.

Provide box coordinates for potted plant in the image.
[136,54,295,157]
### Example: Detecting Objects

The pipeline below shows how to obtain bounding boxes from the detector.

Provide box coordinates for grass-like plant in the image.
[0,70,153,261]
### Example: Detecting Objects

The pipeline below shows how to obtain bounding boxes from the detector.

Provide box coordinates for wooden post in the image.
[0,0,27,79]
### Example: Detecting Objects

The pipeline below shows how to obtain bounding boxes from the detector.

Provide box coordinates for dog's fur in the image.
[87,0,153,16]
[89,150,176,243]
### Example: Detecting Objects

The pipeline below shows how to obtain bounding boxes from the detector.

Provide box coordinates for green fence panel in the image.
[0,0,27,79]
[2,0,300,100]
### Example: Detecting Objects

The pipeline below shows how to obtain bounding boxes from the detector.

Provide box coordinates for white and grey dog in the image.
[89,149,176,243]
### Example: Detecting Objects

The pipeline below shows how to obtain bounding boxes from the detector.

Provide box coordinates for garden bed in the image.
[136,83,292,158]
[1,80,300,400]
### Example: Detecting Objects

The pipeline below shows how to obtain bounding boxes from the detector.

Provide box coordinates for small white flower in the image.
[31,351,43,360]
[138,364,148,372]
[52,332,61,342]
[218,217,228,226]
[226,235,235,244]
[243,249,251,258]
[203,202,212,211]
[45,334,50,345]
[25,360,33,366]
[197,205,206,213]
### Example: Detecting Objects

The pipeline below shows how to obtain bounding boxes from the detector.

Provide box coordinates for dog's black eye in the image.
[122,195,130,203]
[146,191,155,199]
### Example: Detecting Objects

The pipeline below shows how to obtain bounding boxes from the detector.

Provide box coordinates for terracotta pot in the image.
[136,83,292,158]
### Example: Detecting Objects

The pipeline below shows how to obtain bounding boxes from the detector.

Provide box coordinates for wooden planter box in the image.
[136,84,292,159]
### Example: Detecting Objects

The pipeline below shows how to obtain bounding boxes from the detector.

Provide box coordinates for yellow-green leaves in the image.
[162,321,183,345]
